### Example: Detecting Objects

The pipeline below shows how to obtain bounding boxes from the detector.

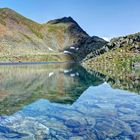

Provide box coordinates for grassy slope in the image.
[84,45,140,73]
[0,8,43,38]
[0,8,74,62]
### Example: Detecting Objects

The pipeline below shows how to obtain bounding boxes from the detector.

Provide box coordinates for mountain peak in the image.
[0,7,11,11]
[0,8,17,15]
[47,16,77,25]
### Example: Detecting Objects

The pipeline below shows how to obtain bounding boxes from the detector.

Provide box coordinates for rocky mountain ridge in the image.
[83,32,140,61]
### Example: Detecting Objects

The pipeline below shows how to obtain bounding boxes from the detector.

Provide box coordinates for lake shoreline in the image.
[0,61,75,66]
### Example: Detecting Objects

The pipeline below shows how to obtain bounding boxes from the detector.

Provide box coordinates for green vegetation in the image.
[46,23,67,33]
[20,32,33,41]
[0,8,44,39]
[85,45,140,74]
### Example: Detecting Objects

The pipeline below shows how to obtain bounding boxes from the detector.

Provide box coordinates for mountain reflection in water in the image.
[0,63,103,115]
[0,63,140,140]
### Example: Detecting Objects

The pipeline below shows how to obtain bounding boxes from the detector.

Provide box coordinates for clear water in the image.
[0,63,140,140]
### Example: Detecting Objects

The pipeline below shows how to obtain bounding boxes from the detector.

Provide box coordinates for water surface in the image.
[0,63,140,140]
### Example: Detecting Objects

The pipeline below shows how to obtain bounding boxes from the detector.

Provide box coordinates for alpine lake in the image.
[0,62,140,140]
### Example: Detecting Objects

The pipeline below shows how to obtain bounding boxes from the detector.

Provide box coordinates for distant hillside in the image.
[0,8,107,62]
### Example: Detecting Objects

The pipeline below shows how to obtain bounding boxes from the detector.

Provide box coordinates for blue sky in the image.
[0,0,140,39]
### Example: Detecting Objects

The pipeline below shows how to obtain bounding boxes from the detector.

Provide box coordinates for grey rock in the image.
[65,119,81,128]
[134,133,140,140]
[70,136,84,140]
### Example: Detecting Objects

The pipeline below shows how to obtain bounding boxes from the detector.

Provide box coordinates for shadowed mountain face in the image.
[0,8,107,62]
[0,63,104,115]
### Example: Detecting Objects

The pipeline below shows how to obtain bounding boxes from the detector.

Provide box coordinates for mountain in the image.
[0,8,107,62]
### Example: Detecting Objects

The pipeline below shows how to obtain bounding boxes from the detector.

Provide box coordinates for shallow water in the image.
[0,63,140,140]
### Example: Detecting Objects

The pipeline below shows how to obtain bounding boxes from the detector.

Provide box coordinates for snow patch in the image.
[48,47,54,51]
[102,37,111,42]
[64,51,72,54]
[64,69,73,73]
[49,72,54,77]
[76,72,79,76]
[70,47,75,49]
[70,73,76,77]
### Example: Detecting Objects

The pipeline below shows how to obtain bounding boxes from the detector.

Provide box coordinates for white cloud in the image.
[102,37,111,42]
